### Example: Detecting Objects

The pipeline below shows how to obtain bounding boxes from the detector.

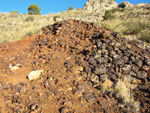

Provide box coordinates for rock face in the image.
[83,0,118,15]
[119,1,134,8]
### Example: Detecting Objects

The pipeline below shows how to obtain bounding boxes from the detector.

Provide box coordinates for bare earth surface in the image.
[0,20,150,113]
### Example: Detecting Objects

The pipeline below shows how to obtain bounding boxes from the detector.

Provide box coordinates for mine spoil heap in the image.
[0,20,150,113]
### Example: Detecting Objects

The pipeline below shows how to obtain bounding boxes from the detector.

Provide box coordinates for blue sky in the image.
[0,0,150,15]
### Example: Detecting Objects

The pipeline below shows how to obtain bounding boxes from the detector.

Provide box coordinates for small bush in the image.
[103,10,115,20]
[9,11,19,18]
[53,16,60,21]
[119,3,126,8]
[26,16,34,22]
[10,11,19,14]
[67,6,73,11]
[76,8,81,10]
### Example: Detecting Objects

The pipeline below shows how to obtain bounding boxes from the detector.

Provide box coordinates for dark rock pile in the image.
[76,30,150,83]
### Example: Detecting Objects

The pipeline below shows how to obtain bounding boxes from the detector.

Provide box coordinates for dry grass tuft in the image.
[114,76,140,111]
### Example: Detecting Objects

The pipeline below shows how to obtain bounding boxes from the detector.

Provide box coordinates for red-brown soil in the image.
[0,20,149,113]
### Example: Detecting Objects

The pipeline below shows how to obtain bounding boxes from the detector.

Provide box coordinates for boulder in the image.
[83,0,118,16]
[27,70,44,80]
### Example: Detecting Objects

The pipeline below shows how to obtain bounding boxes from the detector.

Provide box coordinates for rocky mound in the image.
[83,0,118,15]
[0,20,150,113]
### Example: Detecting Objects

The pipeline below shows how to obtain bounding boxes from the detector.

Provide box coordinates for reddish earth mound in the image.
[0,20,149,113]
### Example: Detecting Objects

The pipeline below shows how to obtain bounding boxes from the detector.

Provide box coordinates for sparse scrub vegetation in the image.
[0,4,150,44]
[28,4,41,15]
[53,16,60,21]
[98,76,140,112]
[119,3,126,8]
[100,7,150,44]
[0,14,53,43]
[103,10,115,20]
[140,29,150,43]
[10,11,19,14]
[67,6,74,11]
[25,16,34,22]
[114,77,140,111]
[0,10,95,43]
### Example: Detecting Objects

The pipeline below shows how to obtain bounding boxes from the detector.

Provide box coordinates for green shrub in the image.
[103,10,115,20]
[76,8,81,10]
[10,11,19,14]
[25,16,34,22]
[119,3,126,8]
[53,16,60,21]
[9,11,20,18]
[28,4,41,15]
[67,6,73,11]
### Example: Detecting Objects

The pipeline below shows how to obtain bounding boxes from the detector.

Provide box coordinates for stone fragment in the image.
[9,64,21,71]
[132,65,139,72]
[80,72,87,79]
[101,79,113,89]
[90,74,99,84]
[135,59,143,67]
[27,70,44,80]
[84,92,97,104]
[145,58,150,66]
[76,82,85,94]
[130,71,136,77]
[94,66,107,75]
[60,106,69,113]
[97,57,107,64]
[142,65,150,71]
[122,64,131,73]
[73,65,83,74]
[84,67,91,73]
[136,71,147,79]
[88,57,97,66]
[81,61,89,67]
[99,74,108,81]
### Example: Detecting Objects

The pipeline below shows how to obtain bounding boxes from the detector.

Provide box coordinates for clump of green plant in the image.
[25,16,34,22]
[67,6,73,11]
[28,4,41,15]
[76,8,81,10]
[103,10,115,20]
[119,3,126,8]
[53,16,60,21]
[9,11,20,18]
[10,11,19,14]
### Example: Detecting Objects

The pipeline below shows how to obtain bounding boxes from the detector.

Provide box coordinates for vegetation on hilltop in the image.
[28,4,41,15]
[0,4,150,44]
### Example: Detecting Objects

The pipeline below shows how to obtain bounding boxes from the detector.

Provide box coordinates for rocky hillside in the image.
[0,20,150,113]
[1,0,150,44]
[83,0,118,15]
